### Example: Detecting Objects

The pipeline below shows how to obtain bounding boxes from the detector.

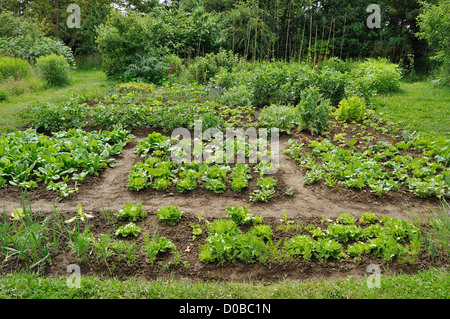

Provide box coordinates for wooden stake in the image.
[298,16,306,63]
[340,13,347,60]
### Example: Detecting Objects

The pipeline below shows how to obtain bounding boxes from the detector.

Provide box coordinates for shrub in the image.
[187,50,236,85]
[0,37,75,68]
[0,57,31,80]
[26,99,90,132]
[221,85,252,107]
[124,49,170,84]
[334,96,367,122]
[36,54,71,87]
[316,68,348,106]
[250,62,290,106]
[297,87,331,135]
[350,58,402,94]
[259,104,300,134]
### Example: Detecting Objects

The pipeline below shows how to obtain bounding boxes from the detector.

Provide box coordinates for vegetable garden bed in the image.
[1,83,448,282]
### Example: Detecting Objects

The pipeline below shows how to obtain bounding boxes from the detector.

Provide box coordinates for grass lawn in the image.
[0,69,118,134]
[373,81,450,138]
[0,269,448,299]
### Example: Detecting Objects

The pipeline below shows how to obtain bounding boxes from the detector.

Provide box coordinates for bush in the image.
[350,58,402,94]
[124,49,170,84]
[26,99,90,131]
[250,62,291,106]
[0,57,31,80]
[96,7,223,79]
[187,50,237,85]
[220,85,252,107]
[36,54,72,87]
[316,68,348,106]
[334,96,367,122]
[259,104,300,134]
[0,37,75,68]
[298,87,331,135]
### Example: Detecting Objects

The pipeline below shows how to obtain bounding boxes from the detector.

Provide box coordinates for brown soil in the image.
[0,123,447,283]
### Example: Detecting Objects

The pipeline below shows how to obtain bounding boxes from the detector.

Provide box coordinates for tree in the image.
[417,0,450,85]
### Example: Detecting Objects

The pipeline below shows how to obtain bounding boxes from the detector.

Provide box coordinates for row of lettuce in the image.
[1,201,439,275]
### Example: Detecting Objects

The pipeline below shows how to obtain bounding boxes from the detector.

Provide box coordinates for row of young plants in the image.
[276,92,450,199]
[197,209,423,265]
[127,132,280,202]
[2,196,448,277]
[285,121,450,199]
[24,86,257,133]
[0,127,134,197]
[212,57,402,108]
[0,200,185,274]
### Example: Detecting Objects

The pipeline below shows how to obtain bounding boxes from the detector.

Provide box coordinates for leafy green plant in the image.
[114,222,142,238]
[190,224,203,241]
[298,87,331,136]
[203,178,226,193]
[325,224,364,242]
[347,241,371,262]
[0,57,31,80]
[334,96,367,122]
[360,212,379,224]
[36,54,72,87]
[226,205,256,226]
[112,241,138,267]
[315,238,347,261]
[116,203,147,222]
[156,205,185,226]
[259,104,300,134]
[336,213,357,225]
[176,171,198,193]
[136,132,171,157]
[248,225,273,242]
[283,235,317,262]
[142,230,180,267]
[68,226,93,262]
[250,176,278,203]
[91,234,116,275]
[0,88,9,102]
[199,217,270,264]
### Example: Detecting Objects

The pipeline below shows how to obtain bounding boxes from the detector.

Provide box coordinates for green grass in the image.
[373,81,450,137]
[0,269,448,299]
[0,69,118,134]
